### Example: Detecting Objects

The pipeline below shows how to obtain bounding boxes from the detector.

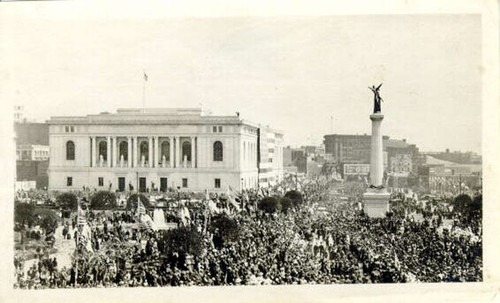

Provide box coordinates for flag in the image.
[137,200,146,216]
[208,199,219,214]
[394,252,401,270]
[227,186,241,212]
[143,72,148,82]
[76,200,93,252]
[141,213,158,231]
[77,202,86,225]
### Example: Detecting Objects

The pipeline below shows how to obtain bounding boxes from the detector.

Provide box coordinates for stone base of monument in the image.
[362,188,390,218]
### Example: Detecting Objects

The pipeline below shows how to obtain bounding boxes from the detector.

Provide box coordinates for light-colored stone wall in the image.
[48,109,262,192]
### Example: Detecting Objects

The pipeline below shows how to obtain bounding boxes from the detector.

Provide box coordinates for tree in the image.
[453,194,473,214]
[14,202,36,226]
[56,192,78,211]
[34,208,59,234]
[280,197,293,214]
[284,190,304,208]
[126,193,150,211]
[209,214,239,249]
[158,226,204,263]
[90,191,117,210]
[470,194,482,220]
[258,196,282,214]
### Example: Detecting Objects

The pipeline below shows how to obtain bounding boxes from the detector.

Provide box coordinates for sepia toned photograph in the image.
[0,1,498,302]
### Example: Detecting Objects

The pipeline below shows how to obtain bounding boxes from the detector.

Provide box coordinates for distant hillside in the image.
[425,155,456,166]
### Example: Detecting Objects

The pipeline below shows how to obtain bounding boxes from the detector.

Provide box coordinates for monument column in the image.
[127,136,132,168]
[169,137,174,168]
[370,114,384,186]
[363,83,390,218]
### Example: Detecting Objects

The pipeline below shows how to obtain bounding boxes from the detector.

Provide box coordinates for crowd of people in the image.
[14,176,482,288]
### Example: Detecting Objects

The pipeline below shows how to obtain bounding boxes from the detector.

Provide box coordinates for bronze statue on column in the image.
[369,83,384,113]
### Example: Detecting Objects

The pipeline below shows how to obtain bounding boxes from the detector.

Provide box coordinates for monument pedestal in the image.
[362,188,390,218]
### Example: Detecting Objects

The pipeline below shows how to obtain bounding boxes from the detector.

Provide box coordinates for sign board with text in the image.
[344,164,370,175]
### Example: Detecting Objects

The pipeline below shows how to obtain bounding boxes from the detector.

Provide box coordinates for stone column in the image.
[133,136,138,168]
[175,136,181,168]
[106,136,111,167]
[113,136,117,167]
[154,136,159,168]
[191,136,195,168]
[127,136,132,168]
[91,136,96,167]
[148,137,153,167]
[369,114,384,187]
[363,112,390,218]
[169,137,174,168]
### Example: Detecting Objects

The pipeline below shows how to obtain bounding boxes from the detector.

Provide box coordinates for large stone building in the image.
[48,108,283,192]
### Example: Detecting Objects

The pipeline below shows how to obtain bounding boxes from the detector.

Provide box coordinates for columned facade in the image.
[48,108,282,192]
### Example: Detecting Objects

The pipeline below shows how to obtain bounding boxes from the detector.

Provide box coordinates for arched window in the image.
[99,141,107,161]
[140,141,148,161]
[182,141,192,161]
[213,141,223,161]
[119,141,128,161]
[161,141,170,161]
[66,141,75,160]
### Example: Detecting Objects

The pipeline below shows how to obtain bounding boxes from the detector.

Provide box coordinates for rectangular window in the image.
[215,178,221,188]
[182,178,188,188]
[98,177,104,186]
[213,126,217,133]
[218,126,223,133]
[67,177,73,186]
[70,126,75,132]
[65,126,69,132]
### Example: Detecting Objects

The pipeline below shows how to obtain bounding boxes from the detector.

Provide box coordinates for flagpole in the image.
[142,71,146,114]
[75,198,79,287]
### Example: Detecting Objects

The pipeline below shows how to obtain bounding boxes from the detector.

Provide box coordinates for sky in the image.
[0,4,482,153]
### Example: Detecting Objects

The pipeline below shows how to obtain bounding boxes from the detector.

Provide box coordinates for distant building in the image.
[424,149,482,164]
[292,148,307,173]
[389,154,412,175]
[323,134,389,166]
[14,105,24,123]
[17,144,50,161]
[257,126,284,187]
[386,138,421,174]
[15,122,49,145]
[283,146,293,167]
[14,121,50,189]
[16,160,49,189]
